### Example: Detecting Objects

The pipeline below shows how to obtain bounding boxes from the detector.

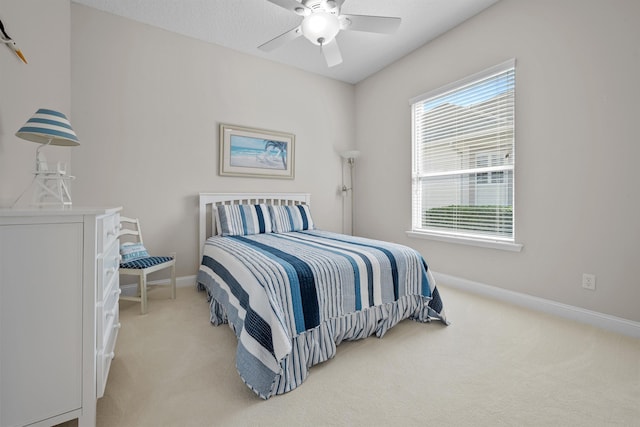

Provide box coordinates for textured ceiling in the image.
[72,0,499,84]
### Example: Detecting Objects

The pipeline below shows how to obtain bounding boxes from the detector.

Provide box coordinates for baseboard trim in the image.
[433,272,640,339]
[120,275,196,297]
[121,272,640,338]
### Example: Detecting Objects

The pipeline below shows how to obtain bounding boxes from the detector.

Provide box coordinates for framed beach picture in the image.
[219,124,295,179]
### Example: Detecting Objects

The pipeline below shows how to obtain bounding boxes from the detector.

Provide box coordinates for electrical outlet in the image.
[582,273,596,290]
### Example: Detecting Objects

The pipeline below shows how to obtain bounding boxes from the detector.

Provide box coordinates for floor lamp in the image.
[340,150,360,235]
[13,108,80,207]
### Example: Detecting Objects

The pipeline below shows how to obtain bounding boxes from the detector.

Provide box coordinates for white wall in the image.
[354,0,640,322]
[7,1,635,323]
[0,0,71,207]
[70,4,356,277]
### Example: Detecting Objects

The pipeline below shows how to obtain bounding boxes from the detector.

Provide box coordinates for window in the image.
[410,59,516,244]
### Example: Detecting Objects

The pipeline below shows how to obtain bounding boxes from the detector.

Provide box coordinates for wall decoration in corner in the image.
[0,18,28,63]
[219,123,295,179]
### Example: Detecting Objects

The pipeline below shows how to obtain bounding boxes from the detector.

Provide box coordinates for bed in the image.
[196,192,447,399]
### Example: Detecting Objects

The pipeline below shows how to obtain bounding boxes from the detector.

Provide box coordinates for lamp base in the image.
[32,171,74,206]
[12,148,75,208]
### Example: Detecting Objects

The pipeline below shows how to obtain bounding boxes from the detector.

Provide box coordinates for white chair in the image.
[118,216,176,314]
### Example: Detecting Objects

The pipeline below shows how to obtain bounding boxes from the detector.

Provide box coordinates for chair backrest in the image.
[119,216,144,246]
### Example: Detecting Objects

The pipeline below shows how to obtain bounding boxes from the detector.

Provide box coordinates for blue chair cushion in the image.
[120,256,174,269]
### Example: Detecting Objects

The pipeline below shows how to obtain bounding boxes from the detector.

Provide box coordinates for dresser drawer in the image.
[97,240,120,301]
[98,212,120,253]
[97,283,120,351]
[96,315,120,399]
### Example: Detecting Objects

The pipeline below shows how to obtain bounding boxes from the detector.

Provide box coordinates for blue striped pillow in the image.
[216,204,273,236]
[269,204,314,233]
[120,242,150,262]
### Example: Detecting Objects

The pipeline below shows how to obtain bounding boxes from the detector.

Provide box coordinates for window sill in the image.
[406,230,523,252]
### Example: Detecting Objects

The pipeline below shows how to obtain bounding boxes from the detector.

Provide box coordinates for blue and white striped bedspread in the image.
[196,229,447,399]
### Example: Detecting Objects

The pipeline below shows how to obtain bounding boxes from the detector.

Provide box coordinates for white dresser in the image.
[0,207,122,427]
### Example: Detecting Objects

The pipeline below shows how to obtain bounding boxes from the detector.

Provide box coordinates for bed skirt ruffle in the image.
[197,280,446,399]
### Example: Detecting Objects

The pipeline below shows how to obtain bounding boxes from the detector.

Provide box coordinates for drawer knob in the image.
[114,322,121,330]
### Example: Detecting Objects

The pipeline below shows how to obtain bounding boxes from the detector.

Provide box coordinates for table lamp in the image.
[14,108,80,206]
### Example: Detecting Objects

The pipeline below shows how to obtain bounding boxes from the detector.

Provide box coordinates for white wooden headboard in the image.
[198,192,311,259]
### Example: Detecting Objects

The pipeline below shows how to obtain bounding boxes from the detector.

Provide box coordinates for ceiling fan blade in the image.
[266,0,311,15]
[322,38,342,67]
[258,26,302,52]
[340,14,401,34]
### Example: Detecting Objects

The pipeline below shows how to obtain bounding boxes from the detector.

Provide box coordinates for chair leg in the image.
[140,273,148,314]
[170,263,176,300]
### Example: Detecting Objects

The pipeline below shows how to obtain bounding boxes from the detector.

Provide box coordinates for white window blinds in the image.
[411,59,516,241]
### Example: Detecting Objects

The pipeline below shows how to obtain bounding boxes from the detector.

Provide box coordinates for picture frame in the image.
[219,123,295,179]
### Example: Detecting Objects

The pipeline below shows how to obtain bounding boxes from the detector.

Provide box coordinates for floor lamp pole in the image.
[340,150,360,236]
[347,157,355,235]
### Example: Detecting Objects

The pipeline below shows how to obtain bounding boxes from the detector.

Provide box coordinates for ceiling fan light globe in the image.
[301,11,340,45]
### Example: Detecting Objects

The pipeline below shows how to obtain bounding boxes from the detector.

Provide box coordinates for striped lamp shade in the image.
[15,108,79,146]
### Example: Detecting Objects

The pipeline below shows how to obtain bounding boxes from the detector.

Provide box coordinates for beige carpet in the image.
[85,283,639,426]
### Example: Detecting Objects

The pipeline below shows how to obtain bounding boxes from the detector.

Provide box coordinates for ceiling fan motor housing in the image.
[302,0,339,12]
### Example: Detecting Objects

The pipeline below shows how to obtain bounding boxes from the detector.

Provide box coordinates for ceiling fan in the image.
[259,0,401,67]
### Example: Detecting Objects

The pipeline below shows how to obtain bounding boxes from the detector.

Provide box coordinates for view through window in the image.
[411,60,516,241]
